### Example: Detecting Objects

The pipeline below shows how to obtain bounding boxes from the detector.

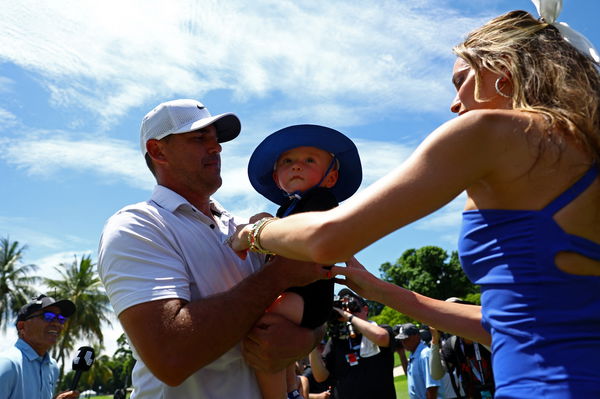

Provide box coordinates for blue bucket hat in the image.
[248,124,362,205]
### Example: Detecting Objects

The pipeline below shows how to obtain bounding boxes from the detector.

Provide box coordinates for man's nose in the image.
[208,139,222,154]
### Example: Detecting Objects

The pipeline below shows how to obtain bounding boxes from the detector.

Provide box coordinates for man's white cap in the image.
[140,99,241,155]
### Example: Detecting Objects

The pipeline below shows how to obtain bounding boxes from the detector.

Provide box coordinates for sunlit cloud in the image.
[0,0,485,127]
[415,192,467,231]
[0,134,154,190]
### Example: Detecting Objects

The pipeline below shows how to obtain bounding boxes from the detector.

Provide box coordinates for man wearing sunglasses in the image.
[0,294,80,399]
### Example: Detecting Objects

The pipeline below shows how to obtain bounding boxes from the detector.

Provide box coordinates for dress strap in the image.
[543,165,599,215]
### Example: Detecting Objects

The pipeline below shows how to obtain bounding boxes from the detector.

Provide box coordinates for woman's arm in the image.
[331,259,490,345]
[232,110,515,264]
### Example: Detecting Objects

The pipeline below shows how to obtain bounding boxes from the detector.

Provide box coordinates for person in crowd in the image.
[229,3,600,397]
[309,289,396,399]
[0,294,79,399]
[393,324,410,376]
[98,99,329,398]
[396,323,444,399]
[304,340,334,398]
[246,124,362,399]
[429,299,494,399]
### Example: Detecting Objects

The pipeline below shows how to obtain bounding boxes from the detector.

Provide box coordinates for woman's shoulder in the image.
[450,109,540,138]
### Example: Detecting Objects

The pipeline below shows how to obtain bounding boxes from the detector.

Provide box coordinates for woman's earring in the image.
[495,77,510,98]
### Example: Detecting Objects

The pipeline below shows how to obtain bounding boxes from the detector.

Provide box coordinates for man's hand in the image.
[242,313,317,372]
[265,256,331,290]
[332,307,351,322]
[55,390,79,399]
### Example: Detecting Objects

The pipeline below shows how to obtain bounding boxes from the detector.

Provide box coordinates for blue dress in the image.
[458,166,600,398]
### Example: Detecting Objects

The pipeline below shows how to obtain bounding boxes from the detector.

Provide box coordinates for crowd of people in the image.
[4,1,600,398]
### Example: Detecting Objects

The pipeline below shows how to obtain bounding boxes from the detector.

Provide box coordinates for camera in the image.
[333,294,362,314]
[327,294,362,339]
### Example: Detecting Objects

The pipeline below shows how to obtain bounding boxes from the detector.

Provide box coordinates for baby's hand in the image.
[249,212,273,223]
[225,224,251,259]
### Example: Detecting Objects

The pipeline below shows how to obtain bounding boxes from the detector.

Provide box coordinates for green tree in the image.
[371,306,413,327]
[112,333,135,390]
[380,246,479,301]
[44,254,112,382]
[0,237,40,331]
[60,345,113,392]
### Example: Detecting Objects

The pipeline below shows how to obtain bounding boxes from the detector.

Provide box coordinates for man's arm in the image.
[334,308,390,347]
[242,315,325,372]
[308,346,330,383]
[425,386,439,399]
[119,256,328,386]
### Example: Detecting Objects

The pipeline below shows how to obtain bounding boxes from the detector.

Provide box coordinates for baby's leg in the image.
[256,292,304,399]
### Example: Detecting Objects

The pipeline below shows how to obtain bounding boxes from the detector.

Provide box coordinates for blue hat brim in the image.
[248,125,362,205]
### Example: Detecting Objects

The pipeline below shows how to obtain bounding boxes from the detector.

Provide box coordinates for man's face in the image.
[157,125,223,196]
[401,334,420,353]
[18,305,66,356]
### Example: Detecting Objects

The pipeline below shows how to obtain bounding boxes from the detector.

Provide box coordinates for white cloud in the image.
[0,134,154,190]
[0,217,66,251]
[0,0,484,126]
[415,191,467,231]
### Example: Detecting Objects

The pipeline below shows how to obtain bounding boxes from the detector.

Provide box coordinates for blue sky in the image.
[2,0,599,354]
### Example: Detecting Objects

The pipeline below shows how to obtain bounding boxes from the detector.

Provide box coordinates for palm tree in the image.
[0,237,40,331]
[44,254,112,382]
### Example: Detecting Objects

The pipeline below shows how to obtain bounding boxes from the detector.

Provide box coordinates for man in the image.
[0,294,79,399]
[97,99,328,398]
[396,323,444,399]
[309,289,396,399]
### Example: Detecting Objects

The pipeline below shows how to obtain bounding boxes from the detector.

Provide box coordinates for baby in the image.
[247,124,362,399]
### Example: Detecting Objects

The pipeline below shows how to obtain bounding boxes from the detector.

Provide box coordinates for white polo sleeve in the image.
[98,207,191,316]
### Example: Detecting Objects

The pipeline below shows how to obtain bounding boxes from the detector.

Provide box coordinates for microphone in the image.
[70,346,95,391]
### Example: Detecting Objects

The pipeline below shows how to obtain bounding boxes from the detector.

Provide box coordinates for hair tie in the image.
[531,0,599,63]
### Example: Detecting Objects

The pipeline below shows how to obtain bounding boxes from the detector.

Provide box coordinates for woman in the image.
[230,7,600,398]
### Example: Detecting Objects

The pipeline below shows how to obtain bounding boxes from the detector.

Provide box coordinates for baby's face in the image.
[273,146,337,193]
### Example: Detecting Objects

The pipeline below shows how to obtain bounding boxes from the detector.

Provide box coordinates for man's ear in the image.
[321,170,339,188]
[16,321,25,335]
[146,139,167,164]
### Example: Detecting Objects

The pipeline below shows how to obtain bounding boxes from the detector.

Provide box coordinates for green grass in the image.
[395,374,409,399]
[88,375,408,399]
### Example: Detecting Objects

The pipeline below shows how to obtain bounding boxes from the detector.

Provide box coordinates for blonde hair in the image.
[453,10,600,162]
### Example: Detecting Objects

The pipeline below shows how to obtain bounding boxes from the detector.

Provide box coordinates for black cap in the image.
[337,288,368,308]
[17,294,76,322]
[394,323,420,340]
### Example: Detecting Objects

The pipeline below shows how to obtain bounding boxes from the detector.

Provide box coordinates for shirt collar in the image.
[409,341,427,360]
[16,338,49,363]
[151,185,230,218]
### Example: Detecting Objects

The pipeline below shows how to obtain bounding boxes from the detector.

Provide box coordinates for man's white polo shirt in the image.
[98,185,264,399]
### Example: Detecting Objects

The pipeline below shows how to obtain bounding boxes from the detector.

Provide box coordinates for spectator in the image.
[98,99,329,398]
[304,340,334,398]
[309,289,396,399]
[0,294,79,399]
[396,323,444,399]
[429,325,494,399]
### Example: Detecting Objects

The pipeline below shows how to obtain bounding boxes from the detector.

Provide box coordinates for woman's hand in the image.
[331,256,385,302]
